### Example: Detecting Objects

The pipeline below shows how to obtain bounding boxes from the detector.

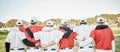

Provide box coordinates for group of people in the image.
[5,17,115,52]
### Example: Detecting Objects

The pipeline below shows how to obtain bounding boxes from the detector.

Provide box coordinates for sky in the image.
[0,0,120,23]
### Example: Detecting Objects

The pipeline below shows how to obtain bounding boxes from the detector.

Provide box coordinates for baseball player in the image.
[79,17,115,52]
[21,17,43,52]
[5,20,26,52]
[34,21,64,52]
[59,19,78,52]
[73,18,95,52]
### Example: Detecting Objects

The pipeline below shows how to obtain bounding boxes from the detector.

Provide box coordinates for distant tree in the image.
[37,21,42,25]
[117,23,120,27]
[69,19,80,26]
[0,22,3,28]
[6,19,17,27]
[22,20,29,26]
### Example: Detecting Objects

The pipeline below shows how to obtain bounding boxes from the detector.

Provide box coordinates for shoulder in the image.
[53,29,64,34]
[71,32,78,35]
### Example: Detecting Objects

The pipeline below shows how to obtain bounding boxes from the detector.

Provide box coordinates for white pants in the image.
[60,48,73,52]
[43,48,57,52]
[10,48,24,52]
[78,47,94,52]
[78,44,94,52]
[96,49,112,52]
[10,50,24,52]
[26,48,41,52]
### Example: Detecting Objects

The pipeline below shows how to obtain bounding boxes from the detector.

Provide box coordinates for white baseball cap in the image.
[97,17,105,22]
[16,20,23,25]
[46,21,54,26]
[80,19,87,23]
[30,17,37,23]
[61,19,68,24]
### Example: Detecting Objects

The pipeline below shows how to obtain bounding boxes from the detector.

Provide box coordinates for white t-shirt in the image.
[73,25,95,40]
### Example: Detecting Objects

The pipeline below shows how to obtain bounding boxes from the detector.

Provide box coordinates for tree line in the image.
[0,14,120,28]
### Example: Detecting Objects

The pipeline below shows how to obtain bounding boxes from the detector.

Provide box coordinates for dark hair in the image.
[95,25,108,30]
[59,26,70,31]
[31,22,36,25]
[18,22,21,24]
[80,22,87,25]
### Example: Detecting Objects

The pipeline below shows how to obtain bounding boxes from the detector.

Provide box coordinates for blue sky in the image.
[0,0,120,23]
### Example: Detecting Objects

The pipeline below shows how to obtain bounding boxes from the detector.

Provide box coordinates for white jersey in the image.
[73,25,95,52]
[73,25,95,40]
[34,27,64,48]
[6,27,26,48]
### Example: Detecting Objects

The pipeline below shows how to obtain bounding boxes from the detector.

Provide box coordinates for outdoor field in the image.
[0,29,120,52]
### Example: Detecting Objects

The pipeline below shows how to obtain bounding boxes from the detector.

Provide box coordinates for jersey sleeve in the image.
[38,26,44,31]
[90,30,96,39]
[109,28,115,41]
[73,32,78,39]
[19,26,26,32]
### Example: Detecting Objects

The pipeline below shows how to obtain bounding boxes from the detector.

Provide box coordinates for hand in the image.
[35,42,40,47]
[75,42,79,47]
[82,37,87,41]
[41,44,48,48]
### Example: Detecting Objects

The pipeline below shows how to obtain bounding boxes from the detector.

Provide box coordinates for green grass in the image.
[112,29,120,34]
[0,32,8,52]
[0,31,120,52]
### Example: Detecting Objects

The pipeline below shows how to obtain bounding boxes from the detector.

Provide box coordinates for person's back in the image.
[73,18,95,52]
[34,21,64,52]
[5,20,26,52]
[90,25,114,50]
[8,27,25,48]
[79,17,115,52]
[59,32,77,49]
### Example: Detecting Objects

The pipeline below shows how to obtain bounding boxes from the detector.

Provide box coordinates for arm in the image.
[42,41,56,48]
[42,30,63,48]
[19,32,36,47]
[112,40,115,52]
[22,38,35,46]
[79,37,93,47]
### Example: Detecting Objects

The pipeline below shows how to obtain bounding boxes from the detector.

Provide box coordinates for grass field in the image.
[0,30,120,52]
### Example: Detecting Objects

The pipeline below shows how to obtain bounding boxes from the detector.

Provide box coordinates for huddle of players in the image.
[5,17,115,52]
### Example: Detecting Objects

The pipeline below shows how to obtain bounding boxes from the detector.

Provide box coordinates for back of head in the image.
[16,20,23,27]
[30,17,37,25]
[46,21,54,27]
[96,17,108,29]
[96,17,105,25]
[80,18,87,25]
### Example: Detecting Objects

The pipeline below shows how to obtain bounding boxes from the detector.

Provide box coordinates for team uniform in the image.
[73,24,95,52]
[80,17,115,52]
[5,20,26,52]
[90,25,115,52]
[59,26,78,52]
[25,26,43,52]
[20,17,43,52]
[34,21,64,52]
